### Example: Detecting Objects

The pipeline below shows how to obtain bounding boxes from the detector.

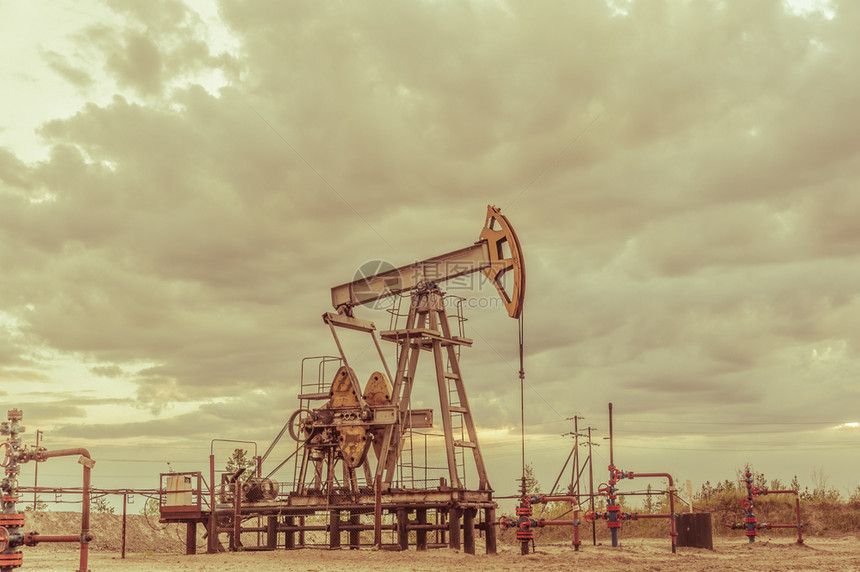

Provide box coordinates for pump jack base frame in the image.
[178,489,497,554]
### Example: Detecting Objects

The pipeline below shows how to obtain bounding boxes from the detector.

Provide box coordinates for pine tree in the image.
[522,463,540,495]
[225,448,256,480]
[643,483,655,514]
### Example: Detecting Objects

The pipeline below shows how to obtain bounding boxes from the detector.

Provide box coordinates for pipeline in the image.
[589,467,678,553]
[497,494,581,554]
[596,404,678,553]
[0,409,95,572]
[728,468,803,544]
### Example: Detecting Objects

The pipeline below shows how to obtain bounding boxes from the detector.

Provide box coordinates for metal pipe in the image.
[635,514,673,519]
[627,471,676,554]
[608,403,614,466]
[537,495,576,503]
[232,481,242,551]
[25,534,93,544]
[38,448,93,571]
[759,489,803,544]
[794,494,804,544]
[210,439,257,458]
[121,493,127,559]
[607,404,618,548]
[208,454,216,553]
[32,430,41,511]
[529,495,581,551]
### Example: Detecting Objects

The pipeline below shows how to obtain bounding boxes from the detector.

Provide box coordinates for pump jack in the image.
[282,205,525,553]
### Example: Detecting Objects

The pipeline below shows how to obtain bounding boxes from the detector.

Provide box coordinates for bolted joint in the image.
[515,506,533,517]
[13,445,47,465]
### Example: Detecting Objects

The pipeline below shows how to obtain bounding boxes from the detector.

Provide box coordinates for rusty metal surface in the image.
[1,409,95,571]
[330,242,490,311]
[330,205,525,319]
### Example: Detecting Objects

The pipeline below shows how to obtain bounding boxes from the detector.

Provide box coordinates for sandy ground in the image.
[20,536,860,572]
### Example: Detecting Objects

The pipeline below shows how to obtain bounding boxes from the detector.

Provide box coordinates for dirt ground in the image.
[15,512,860,571]
[18,536,860,571]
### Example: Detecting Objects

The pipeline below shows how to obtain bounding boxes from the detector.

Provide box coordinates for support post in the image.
[484,507,497,555]
[266,516,277,549]
[588,426,596,546]
[232,481,242,551]
[285,516,295,549]
[329,510,341,549]
[416,508,428,551]
[374,474,382,547]
[448,507,461,550]
[397,508,409,551]
[208,454,217,554]
[349,510,360,549]
[299,515,306,547]
[186,522,197,555]
[463,508,476,555]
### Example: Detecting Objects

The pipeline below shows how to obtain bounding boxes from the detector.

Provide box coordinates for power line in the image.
[614,419,852,426]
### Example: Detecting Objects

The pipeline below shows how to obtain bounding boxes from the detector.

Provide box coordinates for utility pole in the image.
[587,426,597,546]
[33,429,42,510]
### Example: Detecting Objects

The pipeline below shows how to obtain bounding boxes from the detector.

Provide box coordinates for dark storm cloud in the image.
[1,0,859,492]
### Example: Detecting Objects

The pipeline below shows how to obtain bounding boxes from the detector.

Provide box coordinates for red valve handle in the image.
[0,526,8,552]
[584,510,597,523]
[597,483,611,496]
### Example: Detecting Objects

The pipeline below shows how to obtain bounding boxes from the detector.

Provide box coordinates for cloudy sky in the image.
[2,0,858,508]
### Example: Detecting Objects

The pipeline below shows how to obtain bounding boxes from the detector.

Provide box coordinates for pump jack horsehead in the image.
[288,205,525,497]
